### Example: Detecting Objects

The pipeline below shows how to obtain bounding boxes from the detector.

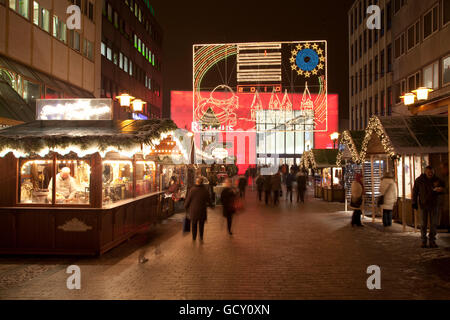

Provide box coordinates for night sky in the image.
[151,0,355,130]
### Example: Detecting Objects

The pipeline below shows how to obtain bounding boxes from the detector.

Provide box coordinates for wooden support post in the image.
[402,154,406,232]
[371,156,375,223]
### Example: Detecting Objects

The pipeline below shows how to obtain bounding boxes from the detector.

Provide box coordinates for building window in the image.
[69,30,81,51]
[369,60,373,85]
[53,15,67,43]
[408,72,421,91]
[369,30,372,49]
[124,56,128,73]
[83,39,93,60]
[394,33,406,58]
[351,76,354,96]
[119,53,123,70]
[351,45,354,65]
[88,1,94,21]
[387,87,392,116]
[106,46,112,61]
[423,61,439,90]
[444,0,450,26]
[113,52,118,66]
[394,0,406,15]
[359,69,362,91]
[374,94,379,115]
[443,55,450,86]
[387,1,392,30]
[380,9,385,37]
[10,0,29,19]
[380,50,385,78]
[359,35,362,58]
[363,30,367,53]
[129,60,133,76]
[423,5,439,40]
[114,11,119,29]
[364,65,367,89]
[407,21,420,51]
[380,90,385,116]
[369,97,373,117]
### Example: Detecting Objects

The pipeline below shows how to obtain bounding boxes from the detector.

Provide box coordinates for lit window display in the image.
[102,160,134,204]
[52,160,90,204]
[19,159,53,204]
[19,159,91,205]
[135,161,156,196]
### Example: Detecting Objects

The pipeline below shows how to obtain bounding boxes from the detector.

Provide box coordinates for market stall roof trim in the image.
[0,119,179,158]
[336,130,365,166]
[360,115,448,160]
[301,149,339,170]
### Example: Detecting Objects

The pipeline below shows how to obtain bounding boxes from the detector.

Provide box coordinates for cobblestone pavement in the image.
[1,189,450,300]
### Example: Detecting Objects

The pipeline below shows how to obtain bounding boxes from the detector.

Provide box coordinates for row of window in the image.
[351,46,392,95]
[350,0,391,35]
[394,2,450,60]
[101,42,161,97]
[351,27,387,65]
[352,88,393,130]
[69,0,95,22]
[4,0,94,61]
[394,55,450,104]
[103,1,161,72]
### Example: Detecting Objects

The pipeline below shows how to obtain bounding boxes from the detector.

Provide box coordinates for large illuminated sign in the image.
[193,41,328,133]
[36,99,113,120]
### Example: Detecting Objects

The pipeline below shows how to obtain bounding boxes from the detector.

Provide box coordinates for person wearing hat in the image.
[48,167,78,202]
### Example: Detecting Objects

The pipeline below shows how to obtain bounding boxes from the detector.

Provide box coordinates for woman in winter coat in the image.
[350,173,365,227]
[379,172,398,227]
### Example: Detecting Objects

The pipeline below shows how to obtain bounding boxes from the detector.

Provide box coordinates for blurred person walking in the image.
[285,168,296,203]
[255,173,265,202]
[350,173,365,227]
[271,171,282,206]
[264,174,272,205]
[221,178,237,235]
[296,170,307,203]
[184,177,211,242]
[238,175,248,199]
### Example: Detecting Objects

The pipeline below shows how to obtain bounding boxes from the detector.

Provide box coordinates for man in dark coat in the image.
[238,175,248,198]
[263,174,272,205]
[271,172,282,206]
[296,171,307,203]
[412,166,445,248]
[255,174,265,201]
[221,179,237,235]
[184,177,211,241]
[285,168,296,203]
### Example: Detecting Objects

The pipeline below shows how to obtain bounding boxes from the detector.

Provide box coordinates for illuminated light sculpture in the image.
[36,99,113,120]
[412,87,433,101]
[401,93,415,106]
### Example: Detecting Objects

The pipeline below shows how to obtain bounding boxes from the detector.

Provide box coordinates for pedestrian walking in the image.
[221,178,237,235]
[350,173,364,227]
[296,171,307,203]
[255,174,265,202]
[184,177,211,242]
[285,168,296,203]
[271,171,282,206]
[264,174,272,205]
[378,172,397,227]
[238,175,247,198]
[412,166,445,248]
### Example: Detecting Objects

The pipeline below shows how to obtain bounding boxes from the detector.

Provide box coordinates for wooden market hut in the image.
[301,149,344,202]
[0,119,188,255]
[359,115,448,229]
[336,130,365,210]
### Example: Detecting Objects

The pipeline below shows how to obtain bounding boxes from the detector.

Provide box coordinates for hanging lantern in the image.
[401,93,415,106]
[132,99,146,113]
[116,93,135,107]
[412,87,433,101]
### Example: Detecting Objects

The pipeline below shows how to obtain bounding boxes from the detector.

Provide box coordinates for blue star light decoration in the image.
[290,42,325,78]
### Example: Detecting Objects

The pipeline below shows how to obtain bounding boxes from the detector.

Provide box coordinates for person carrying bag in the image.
[378,173,398,227]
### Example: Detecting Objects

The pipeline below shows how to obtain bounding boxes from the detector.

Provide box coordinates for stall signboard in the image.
[36,99,113,120]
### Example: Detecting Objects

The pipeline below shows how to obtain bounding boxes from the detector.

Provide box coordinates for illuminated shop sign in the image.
[36,99,113,120]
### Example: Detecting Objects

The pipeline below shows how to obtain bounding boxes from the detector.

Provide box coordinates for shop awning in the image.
[0,119,179,158]
[360,115,448,159]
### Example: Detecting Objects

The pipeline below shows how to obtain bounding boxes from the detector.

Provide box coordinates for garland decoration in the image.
[359,116,397,161]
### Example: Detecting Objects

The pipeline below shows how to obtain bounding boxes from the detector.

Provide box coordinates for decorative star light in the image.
[290,42,326,78]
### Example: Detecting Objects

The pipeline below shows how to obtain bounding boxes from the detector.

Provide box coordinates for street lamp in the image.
[401,93,415,106]
[412,87,433,101]
[131,99,146,113]
[330,132,340,149]
[116,93,135,108]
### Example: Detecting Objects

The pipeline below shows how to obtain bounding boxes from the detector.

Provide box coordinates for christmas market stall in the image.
[336,130,365,211]
[0,119,189,255]
[359,115,448,229]
[301,149,344,202]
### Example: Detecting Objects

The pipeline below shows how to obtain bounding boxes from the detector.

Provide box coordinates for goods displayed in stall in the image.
[300,149,344,202]
[0,118,189,255]
[358,115,448,229]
